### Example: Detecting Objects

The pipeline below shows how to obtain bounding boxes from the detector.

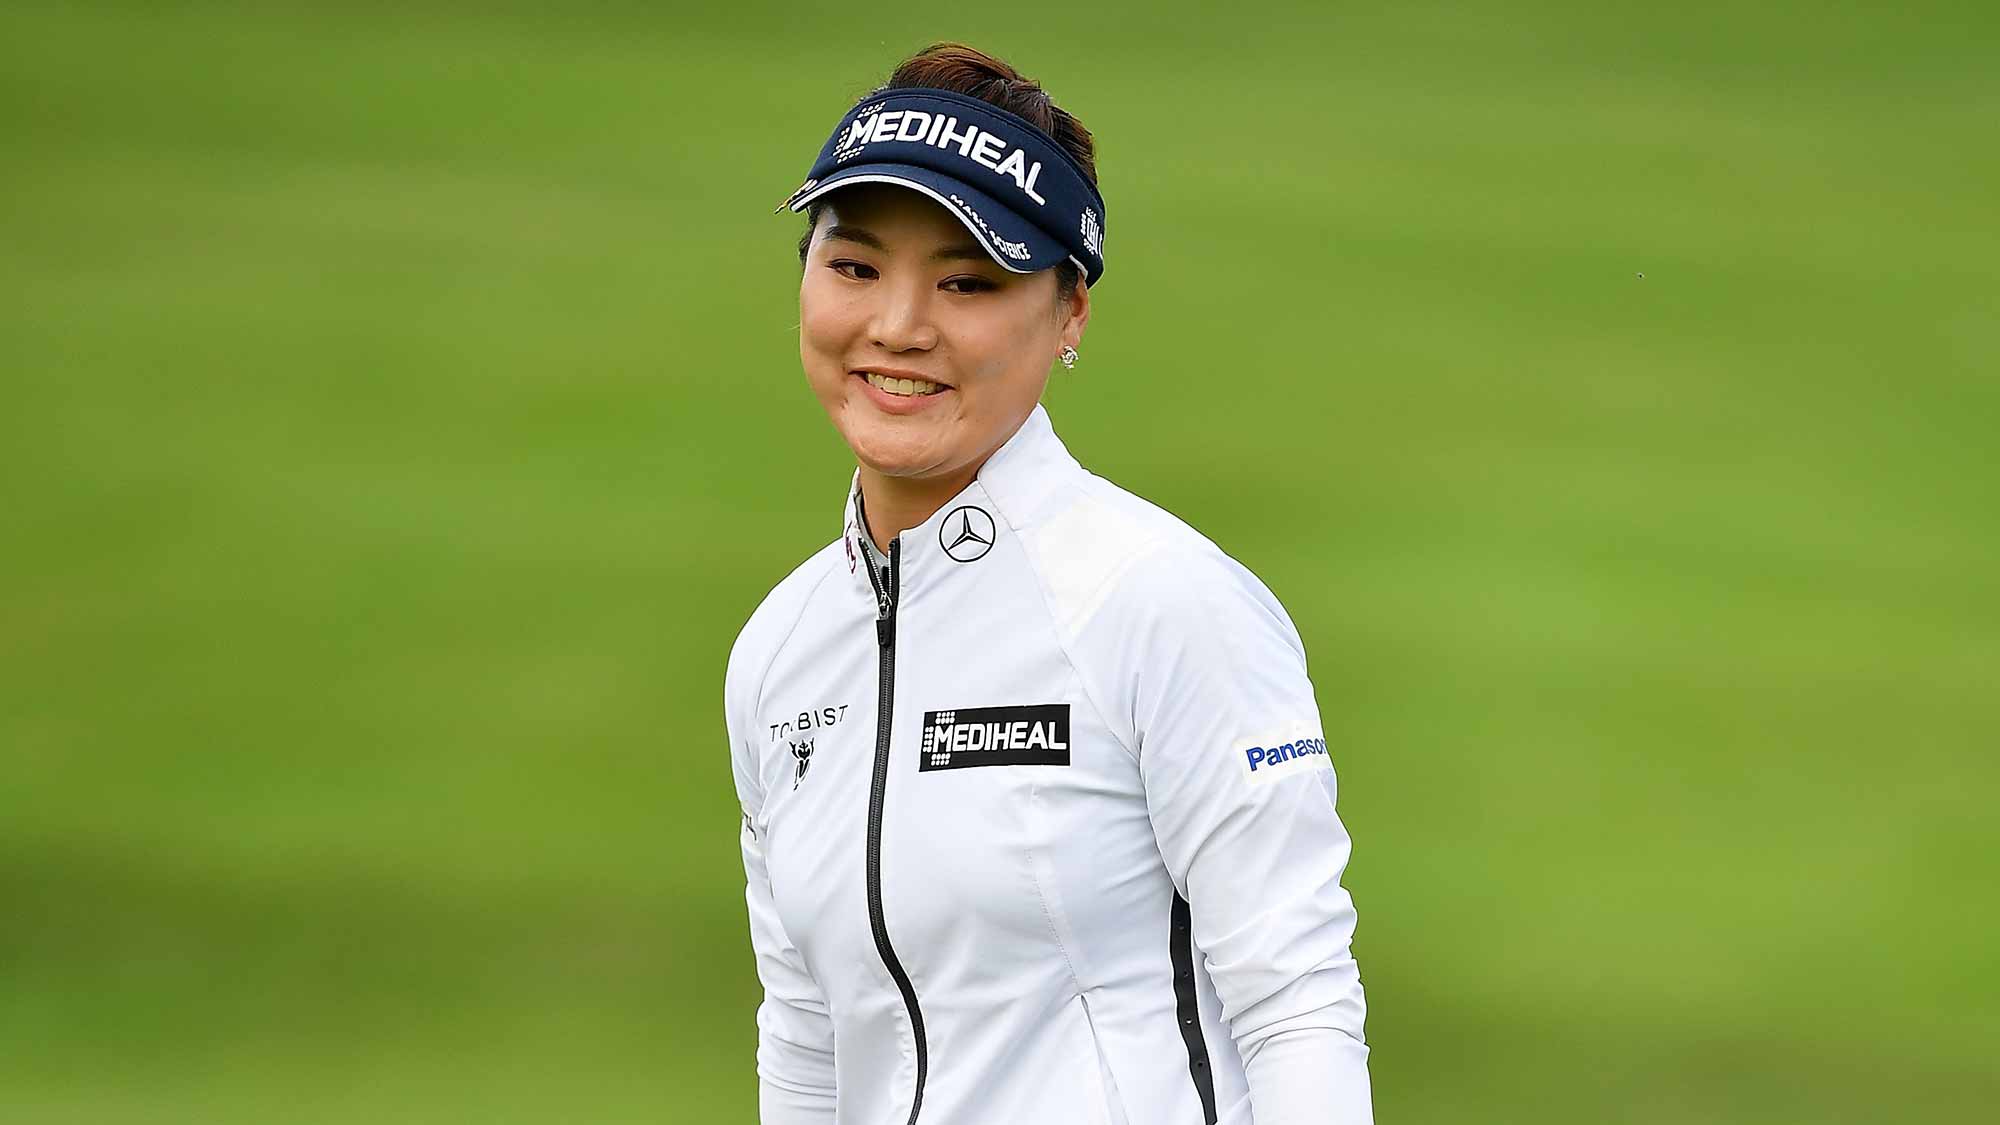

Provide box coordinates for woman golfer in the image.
[726,44,1372,1125]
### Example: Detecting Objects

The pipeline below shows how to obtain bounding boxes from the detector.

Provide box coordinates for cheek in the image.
[959,306,1053,388]
[798,279,856,369]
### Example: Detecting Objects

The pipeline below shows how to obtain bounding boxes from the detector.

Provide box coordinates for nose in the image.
[868,275,939,353]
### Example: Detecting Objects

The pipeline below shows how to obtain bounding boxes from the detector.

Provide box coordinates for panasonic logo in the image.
[1244,737,1328,772]
[1236,726,1332,788]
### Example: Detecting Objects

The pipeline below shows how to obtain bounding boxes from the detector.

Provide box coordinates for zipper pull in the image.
[874,541,899,640]
[874,571,893,645]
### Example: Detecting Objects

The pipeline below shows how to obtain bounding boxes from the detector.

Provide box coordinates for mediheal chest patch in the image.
[920,704,1071,771]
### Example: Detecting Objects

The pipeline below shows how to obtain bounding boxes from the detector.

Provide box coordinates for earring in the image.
[1058,345,1079,370]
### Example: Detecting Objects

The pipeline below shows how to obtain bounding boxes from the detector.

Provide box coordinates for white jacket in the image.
[725,406,1370,1125]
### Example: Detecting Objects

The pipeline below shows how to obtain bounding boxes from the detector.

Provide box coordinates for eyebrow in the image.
[824,223,991,265]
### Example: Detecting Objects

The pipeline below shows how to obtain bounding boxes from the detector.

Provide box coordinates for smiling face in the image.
[799,183,1089,490]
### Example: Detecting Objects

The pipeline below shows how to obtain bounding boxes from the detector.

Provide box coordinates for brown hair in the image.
[797,43,1098,301]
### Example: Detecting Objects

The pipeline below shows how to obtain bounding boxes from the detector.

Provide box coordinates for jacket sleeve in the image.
[727,645,838,1121]
[1118,547,1373,1124]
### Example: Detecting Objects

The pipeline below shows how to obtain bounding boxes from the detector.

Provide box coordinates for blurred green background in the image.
[4,1,1996,1121]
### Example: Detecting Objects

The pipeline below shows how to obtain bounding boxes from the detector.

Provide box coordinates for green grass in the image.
[4,1,1996,1120]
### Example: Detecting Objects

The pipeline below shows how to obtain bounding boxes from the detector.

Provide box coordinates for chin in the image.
[843,417,953,480]
[851,436,945,480]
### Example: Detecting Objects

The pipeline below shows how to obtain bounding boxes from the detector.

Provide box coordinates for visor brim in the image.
[787,163,1080,277]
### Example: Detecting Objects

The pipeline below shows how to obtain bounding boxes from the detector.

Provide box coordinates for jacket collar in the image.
[840,404,1082,600]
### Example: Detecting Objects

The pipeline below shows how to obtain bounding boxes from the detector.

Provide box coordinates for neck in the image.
[857,460,984,554]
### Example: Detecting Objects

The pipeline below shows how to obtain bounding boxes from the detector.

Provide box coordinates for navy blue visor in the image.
[779,87,1106,286]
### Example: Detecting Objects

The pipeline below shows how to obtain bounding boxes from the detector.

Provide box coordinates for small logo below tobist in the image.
[789,739,813,788]
[939,505,996,562]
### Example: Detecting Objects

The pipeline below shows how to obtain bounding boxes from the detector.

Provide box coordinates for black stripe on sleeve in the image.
[1171,892,1218,1124]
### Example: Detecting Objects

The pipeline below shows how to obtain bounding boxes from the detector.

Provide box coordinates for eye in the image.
[941,275,997,294]
[828,259,878,281]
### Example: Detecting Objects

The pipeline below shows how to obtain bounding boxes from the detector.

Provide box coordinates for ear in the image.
[1060,277,1091,351]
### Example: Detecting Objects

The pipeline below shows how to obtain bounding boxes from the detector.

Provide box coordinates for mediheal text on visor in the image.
[837,104,1049,205]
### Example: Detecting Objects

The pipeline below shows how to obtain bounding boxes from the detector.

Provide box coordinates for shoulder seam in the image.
[1011,484,1153,761]
[743,546,844,759]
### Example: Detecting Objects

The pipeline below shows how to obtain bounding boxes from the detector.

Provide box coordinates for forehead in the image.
[813,183,974,247]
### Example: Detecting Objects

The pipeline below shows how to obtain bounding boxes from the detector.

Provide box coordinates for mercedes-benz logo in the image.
[938,505,996,563]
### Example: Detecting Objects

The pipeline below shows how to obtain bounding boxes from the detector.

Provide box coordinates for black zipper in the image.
[863,538,928,1122]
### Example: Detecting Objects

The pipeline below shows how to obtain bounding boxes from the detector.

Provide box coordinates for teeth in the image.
[865,372,945,397]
